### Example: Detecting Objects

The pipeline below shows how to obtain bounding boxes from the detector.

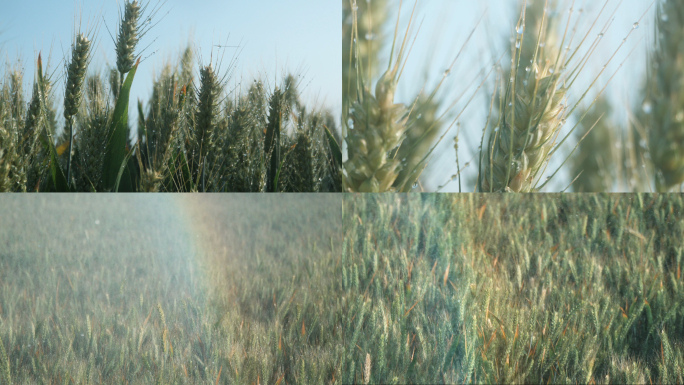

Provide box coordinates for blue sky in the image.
[366,0,654,192]
[0,0,340,133]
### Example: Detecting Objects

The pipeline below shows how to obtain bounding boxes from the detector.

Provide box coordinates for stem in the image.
[66,116,74,187]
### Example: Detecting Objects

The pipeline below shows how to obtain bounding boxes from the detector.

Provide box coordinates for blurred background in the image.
[344,0,654,192]
[0,0,341,137]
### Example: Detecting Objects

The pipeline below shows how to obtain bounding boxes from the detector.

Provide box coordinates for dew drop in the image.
[642,100,652,114]
[525,66,531,72]
[598,32,605,38]
[365,33,375,40]
[661,13,669,22]
[517,25,525,35]
[633,22,639,29]
[516,41,521,49]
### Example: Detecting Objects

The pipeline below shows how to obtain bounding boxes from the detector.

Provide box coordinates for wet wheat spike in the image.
[480,3,565,192]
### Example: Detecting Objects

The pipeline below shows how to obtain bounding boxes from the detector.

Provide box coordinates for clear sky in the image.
[0,0,341,134]
[368,0,653,192]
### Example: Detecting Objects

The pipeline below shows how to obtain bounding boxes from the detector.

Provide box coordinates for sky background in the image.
[0,0,341,135]
[364,0,654,192]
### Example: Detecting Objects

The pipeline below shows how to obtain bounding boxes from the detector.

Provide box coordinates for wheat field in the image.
[0,194,341,384]
[0,0,342,193]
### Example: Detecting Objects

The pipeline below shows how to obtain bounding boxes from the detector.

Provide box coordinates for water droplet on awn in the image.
[642,101,652,114]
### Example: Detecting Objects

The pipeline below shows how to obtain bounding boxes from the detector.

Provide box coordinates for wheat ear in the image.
[116,0,141,83]
[648,1,684,191]
[0,334,10,384]
[344,0,415,192]
[195,64,221,191]
[64,33,91,185]
[480,2,565,192]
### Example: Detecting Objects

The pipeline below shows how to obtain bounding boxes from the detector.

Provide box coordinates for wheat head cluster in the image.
[0,0,342,193]
[343,0,684,192]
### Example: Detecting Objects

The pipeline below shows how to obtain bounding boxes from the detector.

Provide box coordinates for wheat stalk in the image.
[647,0,684,191]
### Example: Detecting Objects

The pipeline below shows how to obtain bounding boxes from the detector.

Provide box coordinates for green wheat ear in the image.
[63,32,92,185]
[0,334,10,384]
[570,96,615,192]
[265,88,283,192]
[157,303,166,328]
[116,0,141,80]
[647,1,684,191]
[194,64,221,191]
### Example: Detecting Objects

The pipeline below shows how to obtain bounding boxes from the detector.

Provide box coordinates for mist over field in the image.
[0,194,341,383]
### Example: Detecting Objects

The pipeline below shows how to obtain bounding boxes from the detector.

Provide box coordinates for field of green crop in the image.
[0,194,341,384]
[0,0,342,193]
[343,193,684,383]
[1,192,683,384]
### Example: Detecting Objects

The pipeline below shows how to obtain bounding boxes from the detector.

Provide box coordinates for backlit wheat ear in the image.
[570,96,615,192]
[363,353,371,384]
[157,303,166,328]
[64,34,91,121]
[479,0,568,193]
[116,0,141,78]
[64,32,92,185]
[195,64,221,191]
[343,0,415,192]
[647,1,684,191]
[265,88,283,192]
